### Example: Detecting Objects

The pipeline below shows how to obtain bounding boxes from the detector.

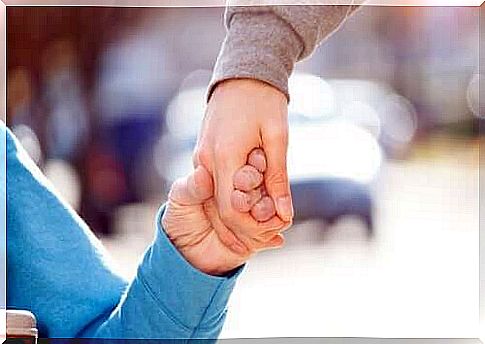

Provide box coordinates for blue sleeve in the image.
[82,205,242,340]
[4,121,241,339]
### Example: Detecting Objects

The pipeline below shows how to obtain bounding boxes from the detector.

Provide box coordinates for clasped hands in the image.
[162,79,293,276]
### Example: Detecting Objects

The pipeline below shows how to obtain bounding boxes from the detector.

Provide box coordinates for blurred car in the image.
[287,120,380,236]
[291,177,373,235]
[289,73,418,159]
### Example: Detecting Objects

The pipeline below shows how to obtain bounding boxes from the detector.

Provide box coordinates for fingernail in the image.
[276,196,294,221]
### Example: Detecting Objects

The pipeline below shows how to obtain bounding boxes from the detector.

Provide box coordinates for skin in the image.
[231,148,276,221]
[193,79,294,254]
[163,149,281,276]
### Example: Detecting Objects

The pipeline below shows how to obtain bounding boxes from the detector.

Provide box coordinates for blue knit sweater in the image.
[2,122,240,339]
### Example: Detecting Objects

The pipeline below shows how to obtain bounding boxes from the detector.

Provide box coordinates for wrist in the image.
[179,244,243,277]
[211,78,287,103]
[174,244,245,277]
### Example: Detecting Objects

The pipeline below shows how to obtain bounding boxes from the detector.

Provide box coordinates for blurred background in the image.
[6,6,480,338]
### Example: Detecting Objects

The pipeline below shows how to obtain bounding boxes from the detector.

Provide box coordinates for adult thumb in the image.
[262,124,293,223]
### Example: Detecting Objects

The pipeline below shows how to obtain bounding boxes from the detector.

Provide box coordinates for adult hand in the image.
[193,79,294,252]
[163,149,284,276]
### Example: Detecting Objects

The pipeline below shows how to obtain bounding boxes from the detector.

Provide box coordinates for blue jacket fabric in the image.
[3,122,241,339]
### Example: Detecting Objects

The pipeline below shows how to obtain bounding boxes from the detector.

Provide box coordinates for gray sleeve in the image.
[208,3,360,101]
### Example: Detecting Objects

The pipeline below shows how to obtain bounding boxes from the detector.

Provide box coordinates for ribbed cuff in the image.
[137,204,244,332]
[208,11,303,102]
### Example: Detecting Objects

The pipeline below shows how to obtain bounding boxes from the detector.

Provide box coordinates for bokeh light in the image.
[341,100,382,138]
[288,121,383,184]
[378,94,418,145]
[166,87,206,140]
[288,73,336,119]
[11,125,42,165]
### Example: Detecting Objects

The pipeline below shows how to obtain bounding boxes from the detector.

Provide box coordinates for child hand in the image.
[162,150,285,276]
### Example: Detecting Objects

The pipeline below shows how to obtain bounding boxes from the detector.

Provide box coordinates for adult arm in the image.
[209,3,361,99]
[196,3,360,252]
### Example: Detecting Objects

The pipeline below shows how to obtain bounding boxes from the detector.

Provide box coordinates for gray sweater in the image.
[209,3,360,100]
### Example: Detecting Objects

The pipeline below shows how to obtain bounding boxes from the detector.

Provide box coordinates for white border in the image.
[0,0,6,340]
[0,2,482,343]
[1,0,484,6]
